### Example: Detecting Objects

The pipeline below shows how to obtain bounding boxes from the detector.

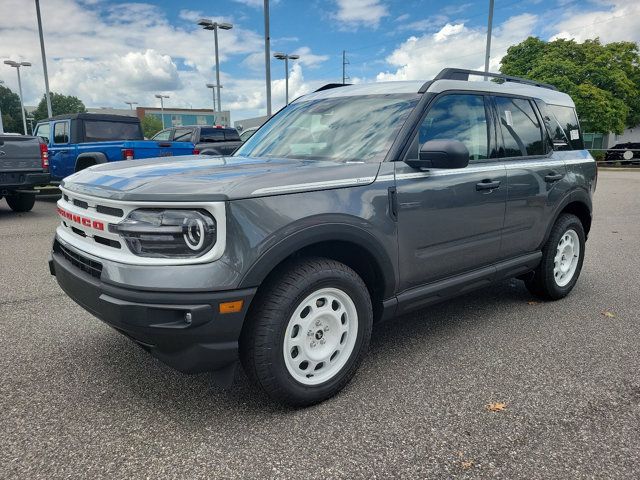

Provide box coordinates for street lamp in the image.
[198,18,233,114]
[4,60,32,134]
[273,52,299,106]
[263,0,272,117]
[154,94,169,129]
[124,101,138,110]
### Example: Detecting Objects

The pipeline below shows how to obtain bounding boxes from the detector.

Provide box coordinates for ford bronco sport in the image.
[49,69,596,406]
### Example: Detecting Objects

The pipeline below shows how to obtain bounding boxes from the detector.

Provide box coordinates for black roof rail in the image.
[314,83,351,92]
[418,68,558,93]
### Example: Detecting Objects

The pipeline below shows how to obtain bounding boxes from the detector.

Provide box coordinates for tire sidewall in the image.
[543,215,586,298]
[266,270,372,403]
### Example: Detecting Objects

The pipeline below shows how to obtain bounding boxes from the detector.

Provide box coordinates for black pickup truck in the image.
[0,134,50,212]
[151,125,243,156]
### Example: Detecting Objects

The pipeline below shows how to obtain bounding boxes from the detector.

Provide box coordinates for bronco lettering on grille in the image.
[57,207,105,231]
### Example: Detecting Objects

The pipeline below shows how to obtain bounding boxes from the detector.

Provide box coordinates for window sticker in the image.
[570,129,579,140]
[504,110,513,127]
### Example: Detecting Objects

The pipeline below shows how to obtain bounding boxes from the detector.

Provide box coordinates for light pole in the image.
[35,0,52,118]
[4,60,32,134]
[484,0,495,75]
[206,83,217,112]
[124,101,138,110]
[198,19,233,114]
[154,94,169,129]
[273,52,299,106]
[264,0,272,117]
[0,79,4,133]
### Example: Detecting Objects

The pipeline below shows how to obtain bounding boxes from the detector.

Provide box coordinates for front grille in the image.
[73,199,89,209]
[54,240,103,279]
[96,205,124,218]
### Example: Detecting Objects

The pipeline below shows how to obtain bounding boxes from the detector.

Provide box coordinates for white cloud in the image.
[376,14,538,81]
[548,0,640,43]
[332,0,389,29]
[291,47,329,68]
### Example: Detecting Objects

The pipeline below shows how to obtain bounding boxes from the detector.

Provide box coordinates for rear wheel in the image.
[6,192,36,212]
[525,213,585,300]
[240,257,373,407]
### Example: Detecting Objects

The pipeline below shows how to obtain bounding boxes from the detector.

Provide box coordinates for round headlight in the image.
[184,217,205,251]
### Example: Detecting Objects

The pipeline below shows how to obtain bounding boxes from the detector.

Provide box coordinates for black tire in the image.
[6,192,36,213]
[525,213,585,300]
[240,257,373,407]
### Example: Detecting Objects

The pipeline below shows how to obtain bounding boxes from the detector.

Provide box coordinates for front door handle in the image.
[476,179,501,191]
[545,172,564,183]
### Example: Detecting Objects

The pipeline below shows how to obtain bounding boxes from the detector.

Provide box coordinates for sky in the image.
[0,0,639,122]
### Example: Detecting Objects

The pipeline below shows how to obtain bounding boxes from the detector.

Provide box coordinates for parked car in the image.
[152,125,243,156]
[0,134,50,212]
[239,127,258,142]
[604,142,640,165]
[33,113,196,181]
[49,68,596,406]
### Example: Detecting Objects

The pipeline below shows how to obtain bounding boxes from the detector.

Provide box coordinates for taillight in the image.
[40,143,49,170]
[192,149,200,155]
[122,148,134,160]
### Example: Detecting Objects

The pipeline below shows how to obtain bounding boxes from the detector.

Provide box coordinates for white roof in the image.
[298,78,574,108]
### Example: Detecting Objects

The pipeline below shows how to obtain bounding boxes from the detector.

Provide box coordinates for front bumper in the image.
[49,239,256,374]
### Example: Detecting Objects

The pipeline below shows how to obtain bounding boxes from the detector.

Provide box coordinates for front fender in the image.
[238,222,397,299]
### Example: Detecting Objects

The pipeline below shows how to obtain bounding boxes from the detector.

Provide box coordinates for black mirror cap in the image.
[406,139,470,170]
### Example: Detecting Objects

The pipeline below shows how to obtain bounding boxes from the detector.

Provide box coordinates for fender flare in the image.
[541,187,593,247]
[238,223,397,299]
[75,152,108,172]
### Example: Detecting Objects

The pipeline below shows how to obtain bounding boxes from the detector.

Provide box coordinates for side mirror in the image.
[406,139,470,170]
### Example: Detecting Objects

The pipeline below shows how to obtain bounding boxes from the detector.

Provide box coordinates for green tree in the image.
[0,84,26,133]
[500,37,640,134]
[141,114,163,138]
[32,92,86,122]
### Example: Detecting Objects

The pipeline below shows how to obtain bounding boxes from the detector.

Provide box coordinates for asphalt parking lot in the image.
[1,170,639,479]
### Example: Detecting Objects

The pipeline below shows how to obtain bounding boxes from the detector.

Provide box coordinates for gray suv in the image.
[49,69,596,406]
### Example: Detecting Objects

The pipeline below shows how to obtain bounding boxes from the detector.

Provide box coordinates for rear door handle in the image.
[545,172,564,183]
[476,179,501,191]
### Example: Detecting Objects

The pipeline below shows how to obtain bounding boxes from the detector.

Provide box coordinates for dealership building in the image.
[86,106,231,128]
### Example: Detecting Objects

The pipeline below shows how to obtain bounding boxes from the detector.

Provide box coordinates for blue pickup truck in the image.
[33,113,195,181]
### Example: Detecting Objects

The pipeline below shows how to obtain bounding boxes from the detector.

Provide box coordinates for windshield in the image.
[235,94,419,162]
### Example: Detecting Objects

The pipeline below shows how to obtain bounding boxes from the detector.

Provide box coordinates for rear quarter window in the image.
[34,123,50,143]
[83,120,143,142]
[547,104,583,150]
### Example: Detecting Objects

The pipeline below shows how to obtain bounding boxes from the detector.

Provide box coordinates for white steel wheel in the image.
[553,229,580,287]
[283,287,359,386]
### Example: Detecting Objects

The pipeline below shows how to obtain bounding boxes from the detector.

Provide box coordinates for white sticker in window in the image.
[504,110,513,127]
[570,129,579,140]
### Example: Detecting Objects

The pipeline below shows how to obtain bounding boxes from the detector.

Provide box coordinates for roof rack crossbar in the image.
[418,68,558,93]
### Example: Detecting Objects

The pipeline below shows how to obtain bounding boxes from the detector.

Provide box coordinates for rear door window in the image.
[53,122,69,144]
[152,129,172,141]
[84,120,143,141]
[495,96,544,157]
[173,128,193,142]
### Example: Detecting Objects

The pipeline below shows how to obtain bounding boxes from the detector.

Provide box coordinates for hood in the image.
[61,155,381,202]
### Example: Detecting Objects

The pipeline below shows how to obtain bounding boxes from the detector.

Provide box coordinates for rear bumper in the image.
[49,240,256,374]
[0,172,50,191]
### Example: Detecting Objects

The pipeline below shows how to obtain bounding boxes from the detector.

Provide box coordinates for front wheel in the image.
[240,258,373,407]
[525,213,585,300]
[6,192,36,212]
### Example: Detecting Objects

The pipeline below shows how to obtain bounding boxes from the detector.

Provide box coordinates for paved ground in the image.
[1,170,639,479]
